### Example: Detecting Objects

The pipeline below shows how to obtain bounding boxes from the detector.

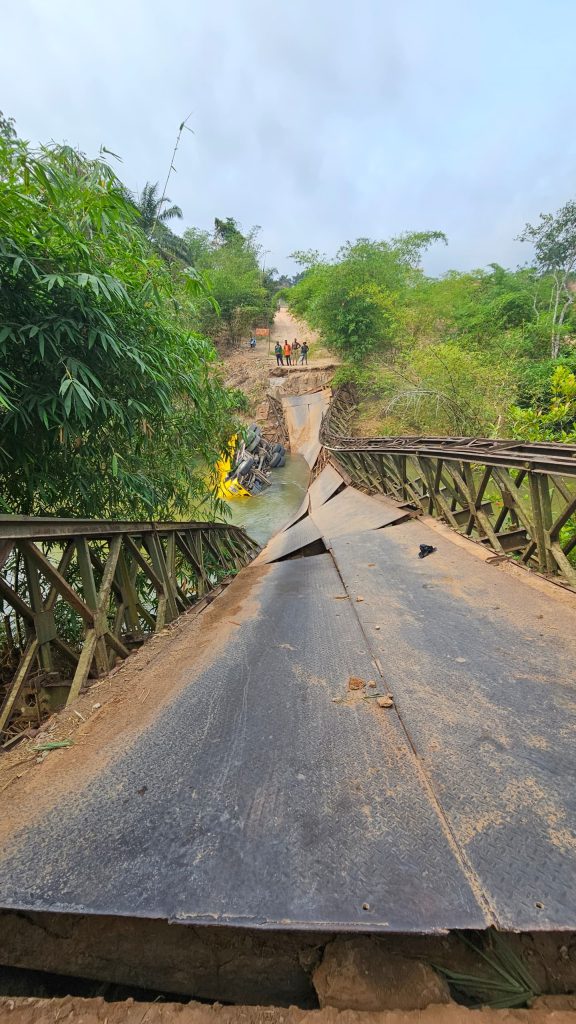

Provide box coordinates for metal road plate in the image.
[298,440,322,469]
[308,465,345,511]
[282,392,330,468]
[330,522,576,930]
[252,516,323,564]
[311,487,408,540]
[280,391,327,407]
[281,495,310,532]
[0,555,486,931]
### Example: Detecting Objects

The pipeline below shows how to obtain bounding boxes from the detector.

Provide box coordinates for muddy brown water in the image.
[223,453,309,546]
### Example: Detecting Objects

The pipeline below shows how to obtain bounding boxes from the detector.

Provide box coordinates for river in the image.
[223,453,309,547]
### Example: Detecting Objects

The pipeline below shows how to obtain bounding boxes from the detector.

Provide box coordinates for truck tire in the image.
[236,456,255,478]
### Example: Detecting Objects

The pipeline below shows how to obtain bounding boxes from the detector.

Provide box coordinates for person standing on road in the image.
[291,338,301,362]
[274,342,284,366]
[283,340,292,365]
[299,342,309,365]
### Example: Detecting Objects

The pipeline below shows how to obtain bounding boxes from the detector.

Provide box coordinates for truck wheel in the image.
[237,456,255,478]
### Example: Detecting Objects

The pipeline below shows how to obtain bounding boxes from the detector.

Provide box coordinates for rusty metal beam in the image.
[321,383,576,476]
[321,384,576,589]
[0,518,256,542]
[0,520,259,743]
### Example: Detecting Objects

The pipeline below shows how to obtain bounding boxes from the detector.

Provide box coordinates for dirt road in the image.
[3,997,576,1024]
[221,306,337,415]
[270,304,318,348]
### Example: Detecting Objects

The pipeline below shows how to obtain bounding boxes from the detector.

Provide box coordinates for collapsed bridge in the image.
[0,380,575,999]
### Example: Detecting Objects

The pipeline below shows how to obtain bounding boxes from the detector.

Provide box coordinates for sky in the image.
[2,0,576,277]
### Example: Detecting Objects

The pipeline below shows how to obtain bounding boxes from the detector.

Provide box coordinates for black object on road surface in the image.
[418,544,436,559]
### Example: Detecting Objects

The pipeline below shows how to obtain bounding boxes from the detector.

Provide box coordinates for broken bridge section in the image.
[253,465,410,563]
[0,555,486,931]
[1,387,576,935]
[246,461,576,931]
[282,391,331,468]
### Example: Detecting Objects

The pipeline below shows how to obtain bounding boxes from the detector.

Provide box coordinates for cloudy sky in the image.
[2,0,576,275]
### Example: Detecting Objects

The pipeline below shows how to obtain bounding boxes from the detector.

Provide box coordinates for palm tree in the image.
[135,182,182,239]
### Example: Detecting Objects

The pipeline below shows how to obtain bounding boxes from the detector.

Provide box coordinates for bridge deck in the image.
[330,520,576,930]
[0,488,575,931]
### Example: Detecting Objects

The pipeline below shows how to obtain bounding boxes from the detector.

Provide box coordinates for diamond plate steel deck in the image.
[310,487,409,540]
[282,392,330,468]
[308,465,345,511]
[330,521,576,930]
[281,494,310,532]
[0,556,486,931]
[258,485,406,563]
[253,515,323,564]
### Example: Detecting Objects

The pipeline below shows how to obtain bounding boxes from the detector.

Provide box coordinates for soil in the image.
[3,913,576,1011]
[2,998,576,1024]
[219,306,338,425]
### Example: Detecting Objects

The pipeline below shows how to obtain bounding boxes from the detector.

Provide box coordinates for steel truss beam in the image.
[0,522,259,743]
[321,385,576,590]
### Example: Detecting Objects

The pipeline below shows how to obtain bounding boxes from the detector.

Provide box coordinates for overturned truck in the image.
[219,424,286,498]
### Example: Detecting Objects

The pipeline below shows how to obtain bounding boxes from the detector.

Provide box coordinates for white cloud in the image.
[3,0,576,273]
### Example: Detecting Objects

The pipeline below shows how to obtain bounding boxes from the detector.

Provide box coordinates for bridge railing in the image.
[321,384,576,589]
[0,518,259,744]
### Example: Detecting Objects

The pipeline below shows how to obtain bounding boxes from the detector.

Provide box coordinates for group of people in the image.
[274,338,309,366]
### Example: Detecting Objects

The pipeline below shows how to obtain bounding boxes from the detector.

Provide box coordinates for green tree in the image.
[0,133,238,518]
[0,110,17,143]
[509,365,576,442]
[520,200,576,357]
[384,343,514,436]
[134,181,183,238]
[214,216,245,245]
[182,226,212,266]
[128,180,193,264]
[289,234,446,358]
[191,220,271,346]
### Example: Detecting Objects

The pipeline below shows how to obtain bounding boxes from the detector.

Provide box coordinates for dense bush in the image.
[183,219,274,346]
[289,235,445,359]
[288,222,576,440]
[0,133,239,517]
